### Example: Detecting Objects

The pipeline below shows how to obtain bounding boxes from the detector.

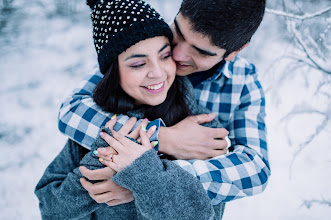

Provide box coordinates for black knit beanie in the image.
[87,0,173,74]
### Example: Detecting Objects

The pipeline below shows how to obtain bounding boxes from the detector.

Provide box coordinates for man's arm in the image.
[158,114,229,159]
[159,69,270,205]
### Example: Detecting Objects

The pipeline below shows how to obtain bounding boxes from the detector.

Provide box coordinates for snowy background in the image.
[0,0,330,219]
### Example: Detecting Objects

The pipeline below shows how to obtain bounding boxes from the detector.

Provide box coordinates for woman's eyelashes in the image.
[130,62,145,69]
[128,53,172,69]
[161,52,172,60]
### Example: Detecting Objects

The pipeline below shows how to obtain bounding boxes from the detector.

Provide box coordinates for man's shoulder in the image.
[228,55,256,76]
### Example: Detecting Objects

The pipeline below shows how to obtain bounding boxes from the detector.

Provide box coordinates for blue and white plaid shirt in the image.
[58,55,270,205]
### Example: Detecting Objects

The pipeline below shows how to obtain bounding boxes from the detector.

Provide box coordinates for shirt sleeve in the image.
[173,70,270,205]
[58,67,163,149]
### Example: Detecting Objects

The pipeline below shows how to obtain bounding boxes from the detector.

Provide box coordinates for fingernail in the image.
[152,141,159,146]
[151,125,156,131]
[99,148,106,152]
[99,158,103,162]
[100,131,105,136]
[93,150,98,155]
[144,118,149,122]
[111,114,117,120]
[141,125,147,132]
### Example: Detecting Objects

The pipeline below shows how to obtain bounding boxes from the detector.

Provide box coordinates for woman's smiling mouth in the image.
[143,82,165,93]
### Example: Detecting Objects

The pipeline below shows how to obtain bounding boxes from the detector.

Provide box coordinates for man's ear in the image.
[224,43,249,61]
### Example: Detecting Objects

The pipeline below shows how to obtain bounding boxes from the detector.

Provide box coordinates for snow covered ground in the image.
[0,0,330,219]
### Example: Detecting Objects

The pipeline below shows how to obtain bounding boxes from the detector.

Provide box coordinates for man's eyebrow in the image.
[174,18,185,40]
[174,17,217,57]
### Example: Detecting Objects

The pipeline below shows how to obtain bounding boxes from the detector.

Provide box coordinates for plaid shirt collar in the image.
[210,58,234,81]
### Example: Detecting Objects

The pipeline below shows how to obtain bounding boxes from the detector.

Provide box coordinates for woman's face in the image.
[118,36,176,106]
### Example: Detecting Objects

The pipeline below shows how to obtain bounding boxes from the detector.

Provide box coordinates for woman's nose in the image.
[147,62,164,78]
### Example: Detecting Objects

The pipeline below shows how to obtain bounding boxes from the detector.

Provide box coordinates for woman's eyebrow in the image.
[158,43,170,53]
[125,43,170,61]
[125,54,147,61]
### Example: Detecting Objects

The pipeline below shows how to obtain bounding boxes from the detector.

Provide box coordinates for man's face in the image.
[170,13,226,76]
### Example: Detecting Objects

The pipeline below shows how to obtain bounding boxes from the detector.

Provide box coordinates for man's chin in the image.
[175,66,193,76]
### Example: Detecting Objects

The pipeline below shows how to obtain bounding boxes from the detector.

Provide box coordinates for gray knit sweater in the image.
[35,76,225,219]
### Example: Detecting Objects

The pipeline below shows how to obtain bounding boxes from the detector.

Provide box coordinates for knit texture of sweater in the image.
[35,76,225,219]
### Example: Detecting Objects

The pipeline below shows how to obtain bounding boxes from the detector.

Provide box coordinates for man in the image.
[58,0,270,214]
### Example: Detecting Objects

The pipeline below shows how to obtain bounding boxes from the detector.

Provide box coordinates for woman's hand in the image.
[79,166,134,206]
[98,126,156,172]
[105,115,157,141]
[95,116,157,161]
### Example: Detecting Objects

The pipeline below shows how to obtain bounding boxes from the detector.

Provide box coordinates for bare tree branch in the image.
[289,21,331,74]
[266,7,331,20]
[301,199,331,209]
[284,102,331,178]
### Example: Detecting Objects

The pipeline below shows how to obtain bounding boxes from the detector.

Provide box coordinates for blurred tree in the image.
[265,0,331,176]
[267,0,330,75]
[0,0,15,31]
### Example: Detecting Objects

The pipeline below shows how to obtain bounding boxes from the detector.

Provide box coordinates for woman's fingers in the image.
[79,166,116,180]
[139,126,153,150]
[105,114,117,129]
[111,129,130,144]
[100,131,123,153]
[95,151,115,162]
[117,117,137,136]
[95,146,117,156]
[137,125,156,143]
[146,125,157,139]
[127,118,148,139]
[101,158,121,173]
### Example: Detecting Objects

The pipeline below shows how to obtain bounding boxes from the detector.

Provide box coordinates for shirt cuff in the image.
[146,118,165,152]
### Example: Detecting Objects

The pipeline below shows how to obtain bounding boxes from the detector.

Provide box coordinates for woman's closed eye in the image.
[129,62,146,69]
[161,52,172,60]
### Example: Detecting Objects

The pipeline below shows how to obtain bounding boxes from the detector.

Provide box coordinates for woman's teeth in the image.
[146,82,164,90]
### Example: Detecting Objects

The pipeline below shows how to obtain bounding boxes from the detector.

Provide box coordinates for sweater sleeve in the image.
[112,149,215,220]
[34,140,108,219]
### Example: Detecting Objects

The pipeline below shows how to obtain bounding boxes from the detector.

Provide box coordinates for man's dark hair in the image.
[93,59,192,126]
[180,0,266,57]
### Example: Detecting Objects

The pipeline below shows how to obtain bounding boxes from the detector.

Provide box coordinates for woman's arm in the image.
[34,140,106,219]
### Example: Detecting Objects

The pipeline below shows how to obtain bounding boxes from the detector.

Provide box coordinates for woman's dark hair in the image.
[93,59,192,126]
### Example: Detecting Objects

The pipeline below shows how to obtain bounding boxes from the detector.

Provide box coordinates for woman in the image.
[35,0,224,219]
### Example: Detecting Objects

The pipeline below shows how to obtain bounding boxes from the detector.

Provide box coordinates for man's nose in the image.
[172,42,190,62]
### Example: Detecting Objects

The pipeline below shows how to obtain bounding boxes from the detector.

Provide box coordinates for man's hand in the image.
[79,166,134,206]
[158,113,229,160]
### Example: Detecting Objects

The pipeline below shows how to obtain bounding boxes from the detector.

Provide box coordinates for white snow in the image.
[0,0,330,219]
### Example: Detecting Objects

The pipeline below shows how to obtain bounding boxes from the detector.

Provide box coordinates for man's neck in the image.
[188,60,225,87]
